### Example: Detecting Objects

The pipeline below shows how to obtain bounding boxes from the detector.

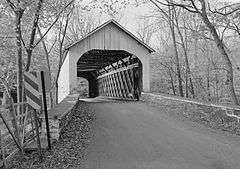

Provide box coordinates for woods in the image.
[1,0,240,168]
[0,0,240,105]
[146,0,240,105]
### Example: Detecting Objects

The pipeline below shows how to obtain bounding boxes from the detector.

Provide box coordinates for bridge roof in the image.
[65,19,155,53]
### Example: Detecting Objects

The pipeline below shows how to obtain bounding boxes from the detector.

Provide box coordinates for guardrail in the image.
[142,92,240,122]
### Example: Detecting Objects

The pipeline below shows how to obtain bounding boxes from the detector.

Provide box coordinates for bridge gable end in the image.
[66,20,154,55]
[58,20,153,102]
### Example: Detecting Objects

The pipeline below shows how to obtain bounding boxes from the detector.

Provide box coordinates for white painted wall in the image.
[58,53,70,103]
[58,22,152,101]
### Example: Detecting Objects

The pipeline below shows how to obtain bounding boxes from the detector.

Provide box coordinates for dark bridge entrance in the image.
[77,49,142,100]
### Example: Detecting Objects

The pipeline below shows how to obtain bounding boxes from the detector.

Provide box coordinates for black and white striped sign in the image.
[24,72,42,110]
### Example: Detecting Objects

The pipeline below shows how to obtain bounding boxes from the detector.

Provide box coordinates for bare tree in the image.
[150,0,239,105]
[55,9,73,104]
[136,17,156,45]
[5,0,25,108]
[150,0,184,97]
[4,0,75,108]
[37,26,56,108]
[67,7,99,43]
[173,7,195,98]
[25,0,43,72]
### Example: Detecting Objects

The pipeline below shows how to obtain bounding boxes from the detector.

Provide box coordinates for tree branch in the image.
[209,3,240,16]
[25,0,43,71]
[154,0,199,13]
[47,36,57,54]
[5,0,16,11]
[33,0,75,48]
[19,29,27,51]
[221,20,230,41]
[150,0,171,20]
[190,0,200,13]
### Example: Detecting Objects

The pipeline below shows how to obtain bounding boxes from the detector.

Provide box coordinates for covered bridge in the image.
[58,20,155,102]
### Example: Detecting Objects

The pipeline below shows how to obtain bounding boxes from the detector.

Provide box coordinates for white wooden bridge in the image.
[58,19,154,102]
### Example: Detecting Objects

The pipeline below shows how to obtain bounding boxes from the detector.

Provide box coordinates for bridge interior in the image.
[77,49,142,99]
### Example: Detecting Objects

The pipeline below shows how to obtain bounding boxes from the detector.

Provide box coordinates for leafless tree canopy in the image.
[1,0,240,105]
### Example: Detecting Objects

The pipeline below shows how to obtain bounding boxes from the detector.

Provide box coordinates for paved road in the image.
[82,98,240,169]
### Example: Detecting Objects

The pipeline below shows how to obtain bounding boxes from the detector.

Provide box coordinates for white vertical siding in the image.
[58,53,70,103]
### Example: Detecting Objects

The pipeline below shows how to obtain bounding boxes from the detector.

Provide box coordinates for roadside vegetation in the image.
[1,0,240,168]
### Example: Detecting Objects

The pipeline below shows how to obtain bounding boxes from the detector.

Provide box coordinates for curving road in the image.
[81,98,240,169]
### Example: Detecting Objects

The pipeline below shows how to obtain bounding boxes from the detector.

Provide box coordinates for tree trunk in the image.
[55,13,71,104]
[207,70,211,101]
[25,0,43,71]
[55,81,59,104]
[149,0,183,97]
[199,5,239,105]
[168,70,176,95]
[174,11,194,98]
[15,10,24,109]
[55,64,62,104]
[55,54,62,104]
[169,17,184,97]
[0,79,22,153]
[37,26,54,108]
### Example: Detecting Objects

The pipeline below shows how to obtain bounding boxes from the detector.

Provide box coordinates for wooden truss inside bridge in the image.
[77,49,142,100]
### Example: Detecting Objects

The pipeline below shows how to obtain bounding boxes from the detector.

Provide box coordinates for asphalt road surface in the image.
[81,98,240,169]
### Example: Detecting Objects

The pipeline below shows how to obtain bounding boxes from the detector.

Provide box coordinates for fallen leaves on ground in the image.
[10,101,95,169]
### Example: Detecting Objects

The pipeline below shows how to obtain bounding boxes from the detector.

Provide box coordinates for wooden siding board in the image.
[106,25,111,49]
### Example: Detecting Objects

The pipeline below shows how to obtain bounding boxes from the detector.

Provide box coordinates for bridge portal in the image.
[58,20,154,102]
